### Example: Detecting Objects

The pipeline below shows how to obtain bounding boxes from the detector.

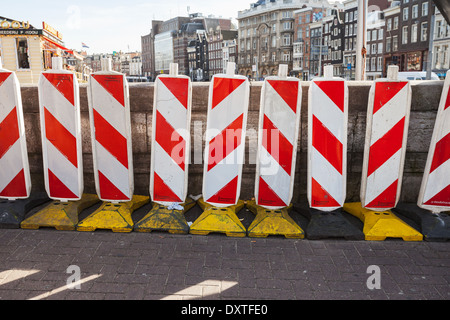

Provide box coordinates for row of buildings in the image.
[141,13,238,81]
[237,0,442,80]
[83,52,143,78]
[141,0,450,81]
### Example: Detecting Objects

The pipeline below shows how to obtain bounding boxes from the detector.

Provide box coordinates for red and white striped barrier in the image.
[308,66,348,211]
[418,70,450,213]
[255,65,302,210]
[88,58,134,202]
[361,66,411,210]
[150,64,192,206]
[202,63,249,207]
[0,61,31,200]
[38,57,83,201]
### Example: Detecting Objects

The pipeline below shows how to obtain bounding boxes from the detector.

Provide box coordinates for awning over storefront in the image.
[42,36,73,54]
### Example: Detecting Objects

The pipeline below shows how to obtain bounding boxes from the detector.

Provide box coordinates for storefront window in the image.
[16,38,30,69]
[407,52,421,71]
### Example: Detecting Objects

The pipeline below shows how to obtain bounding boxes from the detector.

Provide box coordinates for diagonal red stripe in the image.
[159,77,189,109]
[92,74,125,107]
[262,114,293,175]
[43,73,75,106]
[98,170,129,201]
[424,183,450,207]
[153,172,183,203]
[93,109,129,169]
[315,80,345,112]
[312,115,343,174]
[311,177,341,208]
[48,169,78,199]
[44,107,78,168]
[0,169,27,198]
[206,175,238,205]
[207,114,244,172]
[373,82,408,114]
[258,177,287,207]
[0,72,12,87]
[365,179,398,209]
[155,110,185,171]
[0,107,20,159]
[367,117,405,177]
[429,132,450,173]
[212,77,245,109]
[267,80,299,113]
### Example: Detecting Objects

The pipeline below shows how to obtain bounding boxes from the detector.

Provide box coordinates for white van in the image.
[397,71,440,80]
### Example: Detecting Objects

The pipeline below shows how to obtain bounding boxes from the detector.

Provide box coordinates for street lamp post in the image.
[356,0,368,80]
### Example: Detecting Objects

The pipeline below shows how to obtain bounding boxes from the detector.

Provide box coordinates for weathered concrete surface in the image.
[20,80,444,204]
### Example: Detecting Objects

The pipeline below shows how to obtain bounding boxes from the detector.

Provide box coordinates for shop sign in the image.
[0,20,30,29]
[43,22,63,40]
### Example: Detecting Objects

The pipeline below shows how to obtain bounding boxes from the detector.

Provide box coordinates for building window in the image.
[402,26,408,44]
[16,38,30,69]
[377,56,382,71]
[282,11,293,19]
[403,8,409,21]
[393,36,398,51]
[386,37,392,52]
[411,24,418,43]
[421,22,428,42]
[283,22,293,30]
[422,2,428,16]
[387,18,392,31]
[378,29,383,40]
[393,16,399,30]
[412,5,418,19]
[283,34,291,46]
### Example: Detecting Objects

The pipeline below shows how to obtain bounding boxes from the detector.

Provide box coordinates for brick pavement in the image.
[0,226,449,301]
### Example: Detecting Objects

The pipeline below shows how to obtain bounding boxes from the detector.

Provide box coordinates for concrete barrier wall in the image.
[20,80,444,204]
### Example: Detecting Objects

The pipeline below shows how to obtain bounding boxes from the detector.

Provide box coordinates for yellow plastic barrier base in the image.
[189,197,246,237]
[21,194,100,231]
[343,202,423,241]
[134,197,196,234]
[77,195,149,233]
[246,201,304,239]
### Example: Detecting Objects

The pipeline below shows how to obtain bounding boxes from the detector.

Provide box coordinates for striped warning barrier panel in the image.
[135,63,195,234]
[0,61,31,200]
[247,65,304,238]
[308,66,348,211]
[87,58,134,202]
[391,70,450,241]
[303,66,364,240]
[78,58,148,233]
[20,57,99,231]
[38,57,84,201]
[360,67,411,210]
[190,63,249,237]
[344,66,422,241]
[418,70,450,213]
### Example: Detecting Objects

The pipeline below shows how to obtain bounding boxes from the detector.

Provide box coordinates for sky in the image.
[1,0,252,54]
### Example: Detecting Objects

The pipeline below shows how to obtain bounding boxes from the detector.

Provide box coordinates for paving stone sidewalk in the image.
[0,227,449,301]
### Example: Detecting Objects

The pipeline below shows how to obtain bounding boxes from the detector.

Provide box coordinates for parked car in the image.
[397,71,440,81]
